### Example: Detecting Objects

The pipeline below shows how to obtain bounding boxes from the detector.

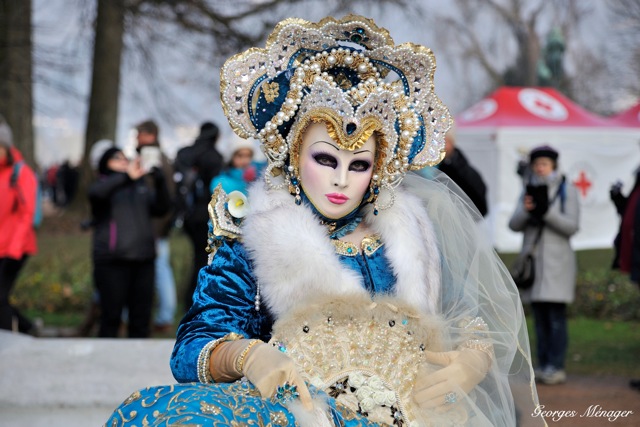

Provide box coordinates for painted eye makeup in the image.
[312,152,338,169]
[349,159,372,172]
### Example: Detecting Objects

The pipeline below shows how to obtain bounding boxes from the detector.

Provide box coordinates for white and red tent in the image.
[607,103,640,128]
[454,86,640,252]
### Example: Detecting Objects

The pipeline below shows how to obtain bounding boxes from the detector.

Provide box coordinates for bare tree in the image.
[0,0,34,167]
[606,0,640,102]
[77,0,125,211]
[119,0,419,122]
[429,0,593,106]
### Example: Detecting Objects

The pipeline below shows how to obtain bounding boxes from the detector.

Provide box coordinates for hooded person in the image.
[209,135,259,195]
[106,15,543,426]
[0,114,39,334]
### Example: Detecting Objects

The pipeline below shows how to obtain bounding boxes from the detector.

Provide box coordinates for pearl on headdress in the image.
[327,55,336,65]
[358,64,368,73]
[267,134,276,143]
[344,55,354,65]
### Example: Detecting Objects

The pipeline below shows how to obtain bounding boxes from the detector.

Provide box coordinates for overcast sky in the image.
[31,0,614,167]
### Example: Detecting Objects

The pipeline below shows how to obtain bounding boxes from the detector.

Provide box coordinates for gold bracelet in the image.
[236,339,261,374]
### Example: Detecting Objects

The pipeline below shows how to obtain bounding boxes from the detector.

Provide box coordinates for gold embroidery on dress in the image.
[200,400,222,415]
[332,240,358,257]
[361,235,382,256]
[332,234,382,256]
[270,411,290,426]
[263,81,280,103]
[123,390,141,405]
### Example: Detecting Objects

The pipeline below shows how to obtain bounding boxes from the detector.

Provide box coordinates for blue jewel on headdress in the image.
[346,122,357,135]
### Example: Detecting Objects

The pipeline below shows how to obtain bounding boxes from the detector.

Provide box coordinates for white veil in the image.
[402,170,544,426]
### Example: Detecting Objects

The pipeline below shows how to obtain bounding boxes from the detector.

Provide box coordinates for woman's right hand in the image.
[242,342,313,409]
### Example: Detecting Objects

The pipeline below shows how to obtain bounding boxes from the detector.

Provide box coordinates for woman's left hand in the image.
[412,349,491,409]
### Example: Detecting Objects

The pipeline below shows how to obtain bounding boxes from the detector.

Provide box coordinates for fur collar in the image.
[242,182,441,319]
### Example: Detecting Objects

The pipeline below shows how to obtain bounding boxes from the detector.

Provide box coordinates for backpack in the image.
[11,161,43,228]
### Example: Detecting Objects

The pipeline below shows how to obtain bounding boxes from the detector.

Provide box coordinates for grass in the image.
[14,222,193,334]
[527,316,640,377]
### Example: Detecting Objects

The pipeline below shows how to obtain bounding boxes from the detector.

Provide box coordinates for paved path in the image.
[1,330,639,426]
[535,374,640,426]
[0,331,175,427]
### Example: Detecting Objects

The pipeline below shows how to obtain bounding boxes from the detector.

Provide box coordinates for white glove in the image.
[412,348,491,409]
[211,339,313,409]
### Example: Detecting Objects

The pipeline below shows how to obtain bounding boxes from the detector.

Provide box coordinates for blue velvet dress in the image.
[105,238,396,427]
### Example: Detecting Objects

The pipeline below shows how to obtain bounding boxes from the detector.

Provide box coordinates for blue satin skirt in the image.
[105,381,387,426]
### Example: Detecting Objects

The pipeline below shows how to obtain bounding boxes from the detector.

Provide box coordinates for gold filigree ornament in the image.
[206,185,244,261]
[220,15,452,210]
[268,295,469,426]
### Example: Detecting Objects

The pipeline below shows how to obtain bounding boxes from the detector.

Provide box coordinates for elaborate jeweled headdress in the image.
[220,15,451,211]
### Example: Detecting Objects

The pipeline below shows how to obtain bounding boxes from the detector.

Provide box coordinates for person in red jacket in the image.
[0,115,38,334]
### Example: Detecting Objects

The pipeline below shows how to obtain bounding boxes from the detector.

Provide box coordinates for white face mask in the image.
[299,122,376,220]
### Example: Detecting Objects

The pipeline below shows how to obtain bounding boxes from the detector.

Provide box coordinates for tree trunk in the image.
[0,0,34,168]
[77,0,125,213]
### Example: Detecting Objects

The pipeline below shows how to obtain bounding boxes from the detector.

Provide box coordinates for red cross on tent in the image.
[572,170,592,198]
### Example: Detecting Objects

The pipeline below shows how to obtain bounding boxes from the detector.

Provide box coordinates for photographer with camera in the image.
[508,145,580,385]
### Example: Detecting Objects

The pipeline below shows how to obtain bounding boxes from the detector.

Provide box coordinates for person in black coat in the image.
[610,168,640,285]
[437,126,488,217]
[174,122,224,311]
[88,147,170,338]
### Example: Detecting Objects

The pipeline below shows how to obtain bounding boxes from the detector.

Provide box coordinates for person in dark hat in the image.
[509,144,580,385]
[88,146,171,338]
[437,125,488,217]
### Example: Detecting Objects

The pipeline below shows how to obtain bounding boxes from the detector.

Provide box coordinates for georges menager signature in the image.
[532,404,634,422]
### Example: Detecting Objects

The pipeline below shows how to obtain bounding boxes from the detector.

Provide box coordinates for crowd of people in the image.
[83,119,264,338]
[1,13,638,426]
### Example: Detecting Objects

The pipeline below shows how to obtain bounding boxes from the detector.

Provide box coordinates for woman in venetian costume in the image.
[106,15,544,427]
